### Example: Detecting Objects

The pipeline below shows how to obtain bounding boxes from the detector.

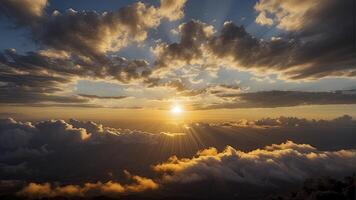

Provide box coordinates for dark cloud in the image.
[0,49,151,104]
[154,20,215,69]
[0,118,182,182]
[0,0,187,106]
[154,0,356,80]
[13,141,354,199]
[154,141,356,186]
[0,0,186,60]
[77,94,128,100]
[196,90,356,109]
[2,46,152,82]
[0,116,355,199]
[0,0,47,25]
[266,176,355,200]
[0,68,87,104]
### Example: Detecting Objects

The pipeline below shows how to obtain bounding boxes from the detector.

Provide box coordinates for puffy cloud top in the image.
[154,141,356,185]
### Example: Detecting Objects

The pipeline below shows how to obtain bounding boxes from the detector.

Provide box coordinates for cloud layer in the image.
[34,0,186,59]
[197,90,356,109]
[0,116,355,199]
[19,171,158,198]
[0,0,355,109]
[154,0,355,80]
[154,141,356,186]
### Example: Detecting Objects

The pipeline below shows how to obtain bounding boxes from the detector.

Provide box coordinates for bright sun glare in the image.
[171,105,183,114]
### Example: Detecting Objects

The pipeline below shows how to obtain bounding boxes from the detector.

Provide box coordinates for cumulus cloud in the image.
[0,117,165,151]
[255,0,317,31]
[158,0,187,21]
[1,0,186,59]
[0,1,186,106]
[18,171,158,198]
[0,116,355,199]
[154,141,356,186]
[153,0,356,80]
[153,20,215,69]
[0,118,181,174]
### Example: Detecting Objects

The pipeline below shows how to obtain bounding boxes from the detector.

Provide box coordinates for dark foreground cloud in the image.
[11,141,356,199]
[0,116,355,199]
[267,176,355,200]
[154,0,355,80]
[0,118,183,183]
[197,90,356,109]
[154,140,356,185]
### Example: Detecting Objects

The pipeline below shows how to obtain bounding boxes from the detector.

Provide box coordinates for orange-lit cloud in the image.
[18,171,158,198]
[154,141,356,185]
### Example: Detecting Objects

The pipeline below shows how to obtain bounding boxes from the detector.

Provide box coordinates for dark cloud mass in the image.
[0,116,355,199]
[154,0,356,80]
[77,94,128,100]
[0,0,188,105]
[199,90,356,109]
[0,0,47,25]
[266,176,355,200]
[154,141,356,186]
[0,49,151,104]
[0,0,186,59]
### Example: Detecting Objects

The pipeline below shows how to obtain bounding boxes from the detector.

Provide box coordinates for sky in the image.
[0,0,355,200]
[0,0,355,123]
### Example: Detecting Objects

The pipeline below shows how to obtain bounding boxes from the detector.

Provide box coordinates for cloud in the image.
[1,0,186,60]
[253,0,356,79]
[1,117,198,192]
[0,116,355,199]
[0,117,166,151]
[154,141,356,186]
[158,0,187,21]
[254,0,317,31]
[195,90,356,109]
[0,49,152,105]
[77,94,128,100]
[0,0,48,25]
[267,176,355,200]
[153,0,356,80]
[18,171,158,198]
[153,20,215,69]
[253,114,355,128]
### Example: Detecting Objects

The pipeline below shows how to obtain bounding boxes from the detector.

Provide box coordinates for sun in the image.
[171,104,183,114]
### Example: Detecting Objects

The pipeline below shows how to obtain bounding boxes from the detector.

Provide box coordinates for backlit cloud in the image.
[154,141,356,186]
[153,0,355,80]
[0,116,355,199]
[19,171,158,198]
